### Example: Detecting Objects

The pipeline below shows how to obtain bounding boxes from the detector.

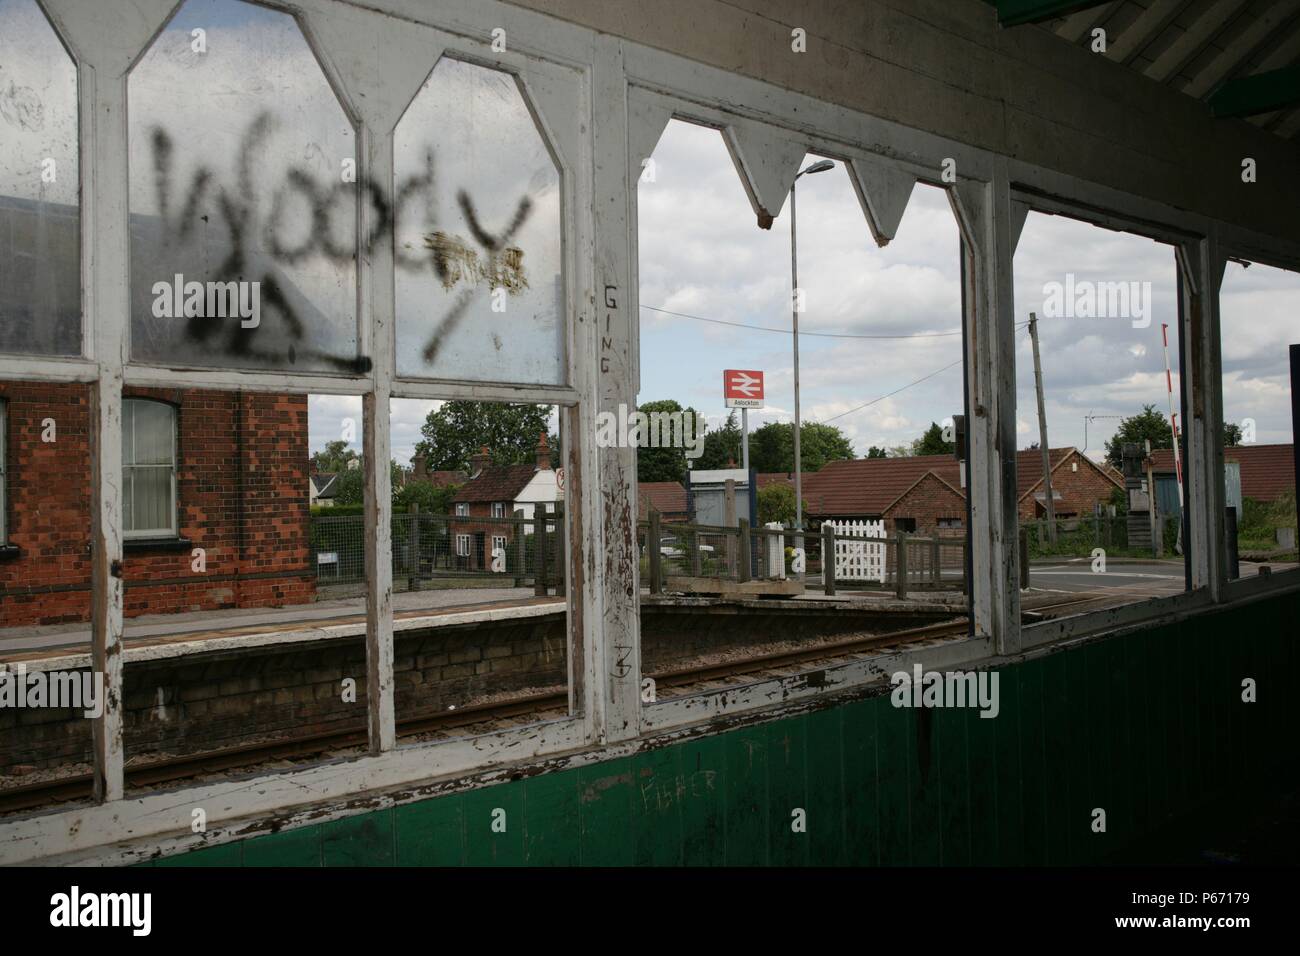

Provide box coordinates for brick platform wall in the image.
[0,382,314,626]
[0,602,958,778]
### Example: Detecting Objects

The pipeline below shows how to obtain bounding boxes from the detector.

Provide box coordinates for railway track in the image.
[0,617,968,815]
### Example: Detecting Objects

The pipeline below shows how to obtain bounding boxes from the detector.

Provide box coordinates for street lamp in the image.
[790,159,834,548]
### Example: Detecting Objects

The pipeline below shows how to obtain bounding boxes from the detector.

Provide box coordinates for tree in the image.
[910,421,954,456]
[311,439,359,474]
[416,401,554,471]
[331,468,364,506]
[747,421,855,473]
[635,399,704,484]
[697,410,742,471]
[394,479,459,515]
[865,446,888,459]
[886,444,912,458]
[757,483,806,526]
[1223,421,1242,446]
[1104,404,1173,469]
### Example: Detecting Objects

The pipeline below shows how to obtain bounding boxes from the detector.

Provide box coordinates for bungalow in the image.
[758,447,1122,536]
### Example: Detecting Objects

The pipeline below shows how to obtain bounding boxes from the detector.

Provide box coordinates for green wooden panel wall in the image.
[152,592,1299,867]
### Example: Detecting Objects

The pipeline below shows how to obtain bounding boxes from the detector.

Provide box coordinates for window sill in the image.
[0,544,19,561]
[123,536,193,554]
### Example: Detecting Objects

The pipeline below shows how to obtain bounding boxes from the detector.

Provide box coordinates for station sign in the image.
[723,369,764,408]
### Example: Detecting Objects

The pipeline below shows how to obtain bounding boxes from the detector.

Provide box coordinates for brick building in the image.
[449,436,560,571]
[758,447,1122,535]
[0,381,314,627]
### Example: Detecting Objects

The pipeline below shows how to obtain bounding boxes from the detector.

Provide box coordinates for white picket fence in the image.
[822,519,886,583]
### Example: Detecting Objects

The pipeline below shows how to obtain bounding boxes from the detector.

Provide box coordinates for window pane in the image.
[128,466,172,533]
[127,0,359,373]
[0,0,80,357]
[394,58,564,384]
[129,400,174,466]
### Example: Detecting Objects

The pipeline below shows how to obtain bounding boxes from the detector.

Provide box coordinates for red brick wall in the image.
[883,473,966,537]
[1017,452,1122,520]
[0,382,313,626]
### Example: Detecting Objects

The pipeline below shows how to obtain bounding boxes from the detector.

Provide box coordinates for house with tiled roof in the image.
[637,481,688,522]
[1149,443,1294,505]
[759,447,1122,536]
[448,435,561,570]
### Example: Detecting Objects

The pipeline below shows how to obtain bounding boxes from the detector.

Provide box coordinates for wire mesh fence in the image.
[311,506,565,594]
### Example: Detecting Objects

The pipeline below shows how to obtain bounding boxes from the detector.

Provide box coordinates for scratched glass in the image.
[127,0,360,374]
[394,58,565,385]
[0,0,80,357]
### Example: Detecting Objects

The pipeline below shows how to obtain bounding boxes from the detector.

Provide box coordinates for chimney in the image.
[536,432,551,471]
[412,452,427,481]
[470,446,490,478]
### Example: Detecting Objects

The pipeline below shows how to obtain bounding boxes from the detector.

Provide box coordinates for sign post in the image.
[723,369,764,482]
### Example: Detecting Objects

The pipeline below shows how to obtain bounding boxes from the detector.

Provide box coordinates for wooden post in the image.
[647,510,662,595]
[930,536,940,586]
[534,505,548,597]
[895,532,908,600]
[515,509,526,587]
[822,522,836,596]
[738,518,752,583]
[408,502,420,589]
[1019,527,1030,590]
[724,478,737,576]
[555,501,567,597]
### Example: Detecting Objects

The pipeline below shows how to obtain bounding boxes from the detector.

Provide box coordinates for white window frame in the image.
[122,398,177,539]
[491,534,507,556]
[454,502,469,517]
[491,501,505,518]
[1,0,1298,867]
[455,533,471,557]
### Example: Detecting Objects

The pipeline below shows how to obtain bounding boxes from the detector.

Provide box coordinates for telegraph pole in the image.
[1028,313,1057,544]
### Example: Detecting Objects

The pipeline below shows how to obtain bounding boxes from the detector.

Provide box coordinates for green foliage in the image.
[1237,491,1297,551]
[311,439,360,474]
[910,421,955,457]
[757,483,806,526]
[394,480,460,515]
[747,421,854,473]
[1104,404,1173,469]
[635,399,705,484]
[1223,421,1243,447]
[865,446,887,458]
[416,400,554,472]
[696,410,741,471]
[332,468,365,506]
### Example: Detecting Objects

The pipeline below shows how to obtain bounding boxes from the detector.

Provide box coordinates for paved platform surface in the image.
[0,587,545,658]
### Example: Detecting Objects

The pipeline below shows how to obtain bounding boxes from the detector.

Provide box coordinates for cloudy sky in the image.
[314,116,1297,468]
[2,0,1290,467]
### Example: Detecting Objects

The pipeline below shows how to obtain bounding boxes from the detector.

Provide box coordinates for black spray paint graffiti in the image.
[146,110,535,371]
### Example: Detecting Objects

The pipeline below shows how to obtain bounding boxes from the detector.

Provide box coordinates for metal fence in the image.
[310,506,566,594]
[638,513,968,598]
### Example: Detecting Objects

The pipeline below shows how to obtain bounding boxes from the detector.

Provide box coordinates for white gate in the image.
[823,520,885,583]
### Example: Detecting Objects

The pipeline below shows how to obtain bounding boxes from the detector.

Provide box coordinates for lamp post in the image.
[790,159,834,553]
